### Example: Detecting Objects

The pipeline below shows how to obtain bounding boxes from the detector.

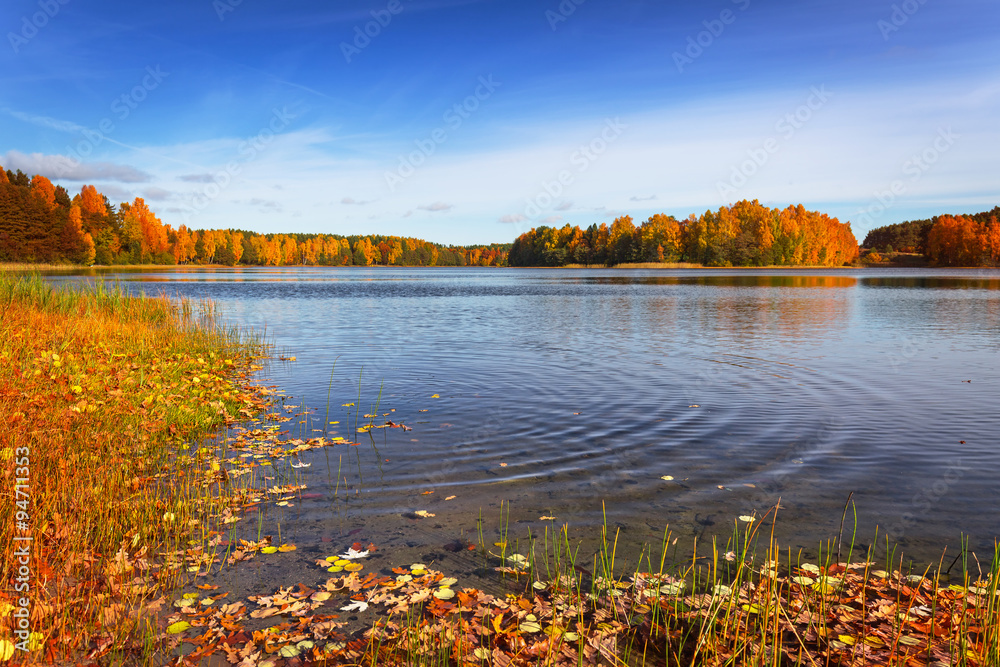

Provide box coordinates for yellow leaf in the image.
[431,394,439,398]
[278,544,296,552]
[261,546,278,554]
[0,640,14,661]
[166,621,191,634]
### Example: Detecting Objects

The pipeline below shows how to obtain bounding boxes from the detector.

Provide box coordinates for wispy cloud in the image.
[142,186,174,200]
[246,198,282,211]
[630,195,657,202]
[418,201,453,212]
[342,197,373,205]
[498,213,527,223]
[2,109,85,133]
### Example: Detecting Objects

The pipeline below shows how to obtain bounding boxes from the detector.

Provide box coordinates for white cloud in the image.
[418,201,453,212]
[43,71,993,244]
[143,186,173,200]
[1,150,151,182]
[100,184,137,203]
[498,213,527,223]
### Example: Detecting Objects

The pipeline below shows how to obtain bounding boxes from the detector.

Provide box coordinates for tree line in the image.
[861,207,1000,266]
[0,167,509,267]
[509,200,859,267]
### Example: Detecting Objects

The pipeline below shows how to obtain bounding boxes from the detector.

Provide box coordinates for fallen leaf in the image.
[166,621,191,634]
[340,600,369,612]
[414,510,435,518]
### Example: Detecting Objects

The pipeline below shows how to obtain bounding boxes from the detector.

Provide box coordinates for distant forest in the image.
[509,201,860,267]
[0,167,508,267]
[5,164,997,269]
[862,207,1000,267]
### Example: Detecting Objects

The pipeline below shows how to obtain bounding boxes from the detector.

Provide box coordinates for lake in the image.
[50,267,1000,571]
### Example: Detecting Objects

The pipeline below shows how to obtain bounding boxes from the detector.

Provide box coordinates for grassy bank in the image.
[2,273,997,666]
[0,274,272,663]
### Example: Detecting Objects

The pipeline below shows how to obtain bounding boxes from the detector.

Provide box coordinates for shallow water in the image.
[50,267,1000,569]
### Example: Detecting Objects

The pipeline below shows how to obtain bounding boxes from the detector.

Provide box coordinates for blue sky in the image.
[1,0,997,245]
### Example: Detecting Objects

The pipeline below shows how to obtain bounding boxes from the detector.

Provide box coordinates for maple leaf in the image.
[339,547,370,560]
[340,600,369,612]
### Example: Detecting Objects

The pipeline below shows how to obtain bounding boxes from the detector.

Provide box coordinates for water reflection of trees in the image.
[860,277,1000,290]
[548,276,858,346]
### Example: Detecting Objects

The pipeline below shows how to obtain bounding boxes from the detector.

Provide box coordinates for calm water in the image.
[52,267,1000,568]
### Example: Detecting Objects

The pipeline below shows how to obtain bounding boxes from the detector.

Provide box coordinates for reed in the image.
[348,504,999,667]
[0,273,270,664]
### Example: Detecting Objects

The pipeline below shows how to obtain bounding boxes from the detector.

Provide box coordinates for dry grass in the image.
[0,274,269,663]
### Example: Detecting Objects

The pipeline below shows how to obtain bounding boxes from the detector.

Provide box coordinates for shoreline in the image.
[5,261,995,272]
[3,275,998,665]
